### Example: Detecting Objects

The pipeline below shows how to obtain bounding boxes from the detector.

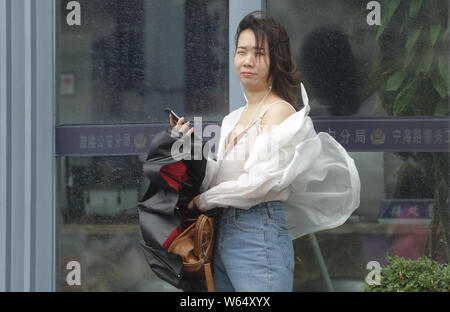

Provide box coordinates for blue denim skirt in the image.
[213,200,294,292]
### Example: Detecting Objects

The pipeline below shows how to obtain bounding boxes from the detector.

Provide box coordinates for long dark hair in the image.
[235,11,301,110]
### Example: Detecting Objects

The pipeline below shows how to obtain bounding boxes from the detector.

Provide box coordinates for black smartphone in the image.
[165,107,181,123]
[165,107,201,140]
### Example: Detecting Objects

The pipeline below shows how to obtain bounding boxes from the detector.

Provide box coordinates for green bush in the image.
[365,255,450,292]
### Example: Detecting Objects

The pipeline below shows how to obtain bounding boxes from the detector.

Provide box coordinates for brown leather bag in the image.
[168,214,215,292]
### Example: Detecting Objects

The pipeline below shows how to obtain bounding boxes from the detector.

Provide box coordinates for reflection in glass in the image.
[266,0,449,290]
[58,0,228,125]
[292,151,448,291]
[56,0,229,291]
[268,0,449,117]
[56,152,448,291]
[56,155,181,291]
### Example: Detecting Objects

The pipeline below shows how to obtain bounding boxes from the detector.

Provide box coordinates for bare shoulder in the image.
[260,100,296,127]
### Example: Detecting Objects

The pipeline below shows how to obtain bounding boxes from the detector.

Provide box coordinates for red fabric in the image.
[160,162,192,249]
[160,162,189,191]
[160,162,190,249]
[162,224,184,250]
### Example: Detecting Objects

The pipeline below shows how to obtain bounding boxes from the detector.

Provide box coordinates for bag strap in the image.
[194,215,214,259]
[203,262,215,292]
[193,215,207,258]
[193,214,215,292]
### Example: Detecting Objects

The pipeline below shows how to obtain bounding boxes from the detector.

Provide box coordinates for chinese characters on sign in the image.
[314,118,449,152]
[56,118,450,156]
[79,133,133,150]
[325,128,448,146]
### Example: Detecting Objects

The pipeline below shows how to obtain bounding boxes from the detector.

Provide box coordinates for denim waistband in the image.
[220,200,283,220]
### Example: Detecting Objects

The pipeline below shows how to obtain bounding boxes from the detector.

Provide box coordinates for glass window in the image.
[56,0,229,291]
[268,0,449,117]
[56,156,183,291]
[267,0,449,292]
[293,151,449,291]
[58,0,229,125]
[56,151,449,291]
[55,0,449,292]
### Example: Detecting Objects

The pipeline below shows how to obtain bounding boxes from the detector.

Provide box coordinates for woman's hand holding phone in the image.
[169,112,194,137]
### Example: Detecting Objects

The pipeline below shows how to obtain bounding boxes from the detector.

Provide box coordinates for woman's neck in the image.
[246,86,272,108]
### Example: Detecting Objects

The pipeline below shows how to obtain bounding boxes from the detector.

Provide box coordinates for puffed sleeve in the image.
[199,84,360,239]
[198,105,319,211]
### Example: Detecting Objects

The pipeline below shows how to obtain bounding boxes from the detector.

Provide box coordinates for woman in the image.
[170,11,360,292]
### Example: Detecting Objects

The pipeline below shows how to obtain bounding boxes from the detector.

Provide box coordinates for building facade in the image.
[1,0,449,291]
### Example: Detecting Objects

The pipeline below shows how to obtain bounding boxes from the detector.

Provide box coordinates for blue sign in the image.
[55,117,450,156]
[312,117,449,152]
[379,199,433,223]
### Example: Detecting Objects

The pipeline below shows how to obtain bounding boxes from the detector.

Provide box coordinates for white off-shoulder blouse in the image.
[198,84,361,239]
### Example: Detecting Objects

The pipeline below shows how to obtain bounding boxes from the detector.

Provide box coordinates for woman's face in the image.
[234,29,271,92]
